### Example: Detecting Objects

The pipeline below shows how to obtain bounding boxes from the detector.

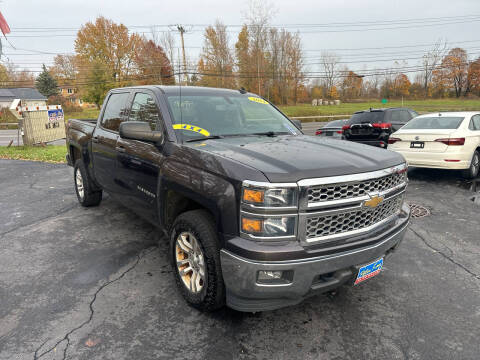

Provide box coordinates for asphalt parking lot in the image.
[0,159,479,360]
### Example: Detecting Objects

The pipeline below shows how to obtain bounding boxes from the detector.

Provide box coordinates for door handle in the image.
[116,146,126,153]
[92,136,99,143]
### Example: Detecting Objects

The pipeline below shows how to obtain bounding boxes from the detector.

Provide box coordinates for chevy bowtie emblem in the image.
[364,195,384,208]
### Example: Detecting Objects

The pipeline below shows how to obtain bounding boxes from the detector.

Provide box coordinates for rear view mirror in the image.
[291,119,302,130]
[119,121,163,143]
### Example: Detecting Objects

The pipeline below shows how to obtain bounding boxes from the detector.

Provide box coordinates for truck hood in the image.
[189,135,405,183]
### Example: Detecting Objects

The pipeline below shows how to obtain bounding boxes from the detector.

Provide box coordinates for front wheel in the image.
[169,210,225,311]
[74,160,102,207]
[462,150,479,179]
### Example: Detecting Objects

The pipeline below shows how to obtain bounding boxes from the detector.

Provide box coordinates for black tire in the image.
[169,209,225,311]
[74,159,102,207]
[461,150,480,179]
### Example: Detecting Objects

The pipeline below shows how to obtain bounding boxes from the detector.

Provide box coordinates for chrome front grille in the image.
[298,164,408,243]
[307,171,407,204]
[305,194,403,240]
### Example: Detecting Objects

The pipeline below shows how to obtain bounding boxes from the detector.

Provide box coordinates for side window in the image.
[470,115,480,130]
[390,110,402,123]
[129,92,161,130]
[100,92,130,132]
[400,110,411,122]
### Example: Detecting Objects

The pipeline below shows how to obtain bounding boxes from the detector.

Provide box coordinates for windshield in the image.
[349,111,385,124]
[401,116,464,130]
[165,95,300,140]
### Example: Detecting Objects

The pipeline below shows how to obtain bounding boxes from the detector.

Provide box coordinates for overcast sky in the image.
[1,0,480,81]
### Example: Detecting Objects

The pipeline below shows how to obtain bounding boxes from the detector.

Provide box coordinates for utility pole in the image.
[176,25,189,85]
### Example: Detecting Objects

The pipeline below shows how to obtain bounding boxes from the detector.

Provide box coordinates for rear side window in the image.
[129,92,161,130]
[469,115,480,130]
[402,116,464,130]
[349,112,384,124]
[100,92,130,132]
[391,110,411,123]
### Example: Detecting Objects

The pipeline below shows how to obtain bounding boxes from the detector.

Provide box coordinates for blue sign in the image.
[47,109,64,123]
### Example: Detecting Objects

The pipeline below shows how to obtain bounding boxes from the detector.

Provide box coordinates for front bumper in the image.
[221,208,409,312]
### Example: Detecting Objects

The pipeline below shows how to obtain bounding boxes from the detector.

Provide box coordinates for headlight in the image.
[242,181,298,208]
[240,214,296,238]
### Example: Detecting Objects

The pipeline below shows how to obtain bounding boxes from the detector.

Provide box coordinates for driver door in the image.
[115,91,165,223]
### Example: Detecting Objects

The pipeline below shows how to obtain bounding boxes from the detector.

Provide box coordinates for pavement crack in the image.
[409,227,480,281]
[33,246,157,360]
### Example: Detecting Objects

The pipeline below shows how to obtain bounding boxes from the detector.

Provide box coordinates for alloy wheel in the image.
[75,169,84,200]
[175,232,206,293]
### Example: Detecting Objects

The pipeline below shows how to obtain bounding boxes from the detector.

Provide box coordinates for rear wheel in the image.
[74,160,102,207]
[169,209,225,311]
[462,150,479,179]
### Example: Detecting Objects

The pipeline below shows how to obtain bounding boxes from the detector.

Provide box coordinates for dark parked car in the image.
[315,119,349,138]
[66,86,410,312]
[342,108,418,148]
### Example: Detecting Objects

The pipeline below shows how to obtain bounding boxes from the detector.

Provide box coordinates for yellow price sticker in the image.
[248,97,269,105]
[173,124,211,137]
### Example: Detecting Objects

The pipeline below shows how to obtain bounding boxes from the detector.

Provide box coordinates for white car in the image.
[387,112,480,179]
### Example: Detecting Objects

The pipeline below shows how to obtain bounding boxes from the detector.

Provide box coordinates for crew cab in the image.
[66,86,410,312]
[343,108,418,148]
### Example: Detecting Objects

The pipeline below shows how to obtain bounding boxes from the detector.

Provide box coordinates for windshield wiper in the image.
[249,131,291,137]
[186,135,224,142]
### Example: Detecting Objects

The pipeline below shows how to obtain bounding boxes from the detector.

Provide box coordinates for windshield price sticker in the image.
[248,97,269,105]
[173,124,211,137]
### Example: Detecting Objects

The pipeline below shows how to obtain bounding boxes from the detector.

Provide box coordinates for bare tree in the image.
[320,52,340,97]
[155,30,176,82]
[421,39,447,97]
[243,0,277,95]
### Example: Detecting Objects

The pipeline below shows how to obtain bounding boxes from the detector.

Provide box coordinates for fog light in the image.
[257,270,293,285]
[258,270,282,280]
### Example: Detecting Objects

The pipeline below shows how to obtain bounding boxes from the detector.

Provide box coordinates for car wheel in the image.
[462,150,480,179]
[170,209,225,311]
[74,159,102,207]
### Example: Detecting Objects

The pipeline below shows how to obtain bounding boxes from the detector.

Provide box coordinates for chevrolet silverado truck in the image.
[66,86,410,312]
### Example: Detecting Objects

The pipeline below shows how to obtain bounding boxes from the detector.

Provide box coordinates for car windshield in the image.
[349,111,385,124]
[401,116,464,130]
[165,94,300,140]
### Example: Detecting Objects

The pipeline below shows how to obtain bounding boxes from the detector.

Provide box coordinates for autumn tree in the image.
[50,54,77,85]
[197,20,236,88]
[433,48,468,97]
[244,0,274,96]
[75,17,142,84]
[0,63,10,87]
[340,71,363,99]
[235,25,254,91]
[135,38,174,85]
[467,57,480,96]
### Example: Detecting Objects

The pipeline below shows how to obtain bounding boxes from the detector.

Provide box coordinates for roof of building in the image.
[0,88,47,102]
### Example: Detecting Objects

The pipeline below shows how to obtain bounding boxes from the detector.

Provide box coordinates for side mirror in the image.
[119,121,163,143]
[291,119,302,130]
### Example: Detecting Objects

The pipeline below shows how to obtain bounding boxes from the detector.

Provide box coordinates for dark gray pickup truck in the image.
[66,85,410,312]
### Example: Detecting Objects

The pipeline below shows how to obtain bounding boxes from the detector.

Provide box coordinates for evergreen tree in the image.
[35,64,58,97]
